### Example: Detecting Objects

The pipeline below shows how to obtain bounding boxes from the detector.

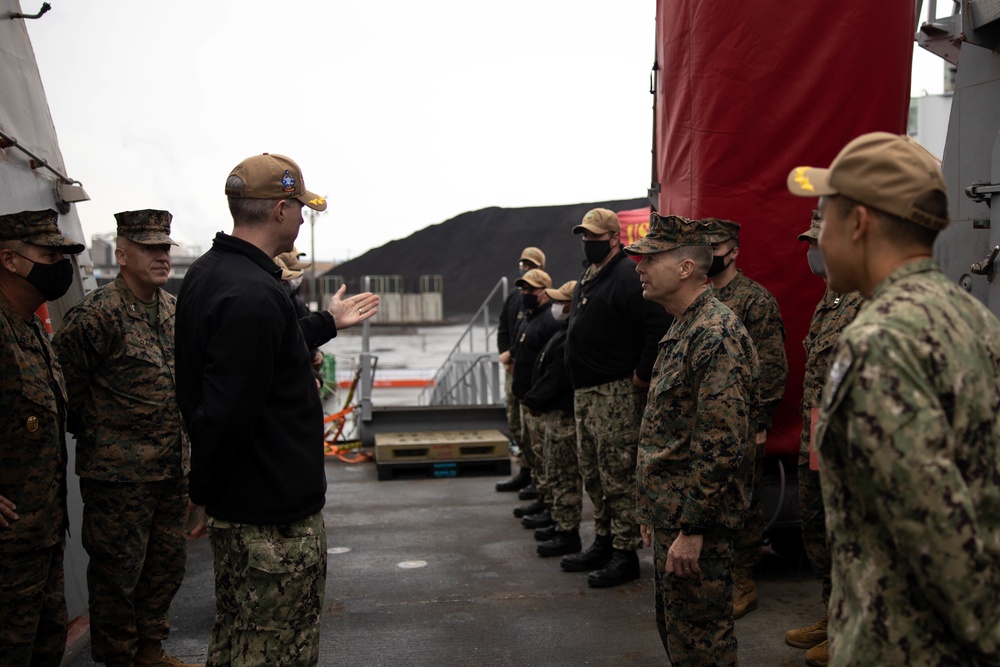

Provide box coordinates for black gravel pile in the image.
[328,198,647,318]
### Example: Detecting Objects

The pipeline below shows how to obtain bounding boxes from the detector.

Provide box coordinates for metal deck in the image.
[66,457,824,667]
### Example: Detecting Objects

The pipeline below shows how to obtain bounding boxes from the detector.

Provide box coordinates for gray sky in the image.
[25,2,948,261]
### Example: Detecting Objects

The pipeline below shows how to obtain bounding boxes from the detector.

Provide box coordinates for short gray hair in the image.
[226,174,282,226]
[674,245,713,276]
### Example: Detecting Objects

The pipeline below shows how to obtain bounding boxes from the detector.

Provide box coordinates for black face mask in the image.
[583,239,612,265]
[16,253,74,301]
[521,293,539,310]
[707,248,734,278]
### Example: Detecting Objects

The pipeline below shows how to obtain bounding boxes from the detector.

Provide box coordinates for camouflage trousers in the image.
[654,527,737,667]
[503,372,531,471]
[80,476,188,664]
[539,409,581,531]
[798,448,831,604]
[206,512,327,667]
[734,440,765,571]
[522,410,550,502]
[0,542,67,667]
[574,378,644,550]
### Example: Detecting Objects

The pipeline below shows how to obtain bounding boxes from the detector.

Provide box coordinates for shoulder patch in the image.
[822,345,855,411]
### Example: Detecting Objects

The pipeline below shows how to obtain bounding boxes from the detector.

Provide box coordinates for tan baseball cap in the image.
[544,280,577,302]
[623,213,713,255]
[225,153,328,211]
[797,210,822,242]
[519,246,546,268]
[573,208,621,235]
[515,269,552,289]
[787,132,948,230]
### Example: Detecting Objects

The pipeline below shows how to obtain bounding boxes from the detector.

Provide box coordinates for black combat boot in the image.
[518,483,540,501]
[521,509,553,529]
[587,548,640,588]
[495,467,531,492]
[560,534,613,572]
[513,500,546,518]
[534,524,557,542]
[537,528,582,557]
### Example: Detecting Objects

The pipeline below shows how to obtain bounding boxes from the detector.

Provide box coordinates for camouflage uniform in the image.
[0,292,70,667]
[499,290,528,467]
[0,209,82,667]
[713,269,787,573]
[574,376,645,547]
[816,259,1000,666]
[798,288,861,604]
[52,211,190,665]
[206,512,327,667]
[637,288,759,667]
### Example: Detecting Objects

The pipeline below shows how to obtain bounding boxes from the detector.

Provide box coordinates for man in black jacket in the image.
[509,268,560,527]
[495,246,546,494]
[561,208,673,588]
[522,280,581,558]
[175,153,378,666]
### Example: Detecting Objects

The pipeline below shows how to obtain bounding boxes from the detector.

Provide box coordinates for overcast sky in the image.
[25,2,949,261]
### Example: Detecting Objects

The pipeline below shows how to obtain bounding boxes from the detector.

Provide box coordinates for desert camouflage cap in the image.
[515,268,552,289]
[787,132,949,230]
[699,217,742,244]
[519,246,546,268]
[798,210,822,242]
[114,209,177,246]
[544,279,577,302]
[276,247,311,271]
[225,153,327,212]
[274,256,303,282]
[0,208,84,253]
[573,208,621,235]
[623,213,713,255]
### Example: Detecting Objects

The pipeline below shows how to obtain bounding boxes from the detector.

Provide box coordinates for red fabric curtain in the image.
[653,1,915,456]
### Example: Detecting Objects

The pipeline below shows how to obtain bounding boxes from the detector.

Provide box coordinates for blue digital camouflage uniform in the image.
[816,259,1000,666]
[713,269,787,575]
[53,272,190,665]
[637,287,759,667]
[797,287,862,604]
[0,290,69,667]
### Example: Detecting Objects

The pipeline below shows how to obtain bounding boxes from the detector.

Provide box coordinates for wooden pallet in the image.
[374,429,511,481]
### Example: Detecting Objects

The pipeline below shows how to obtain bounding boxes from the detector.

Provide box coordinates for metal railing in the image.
[417,277,509,406]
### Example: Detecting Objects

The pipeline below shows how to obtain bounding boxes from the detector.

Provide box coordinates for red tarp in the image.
[651,1,916,457]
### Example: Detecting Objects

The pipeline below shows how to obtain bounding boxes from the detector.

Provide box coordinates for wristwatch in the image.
[679,523,706,536]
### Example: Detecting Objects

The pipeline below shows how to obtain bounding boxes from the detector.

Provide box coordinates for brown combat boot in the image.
[804,639,830,666]
[732,567,758,619]
[133,640,204,667]
[785,611,828,649]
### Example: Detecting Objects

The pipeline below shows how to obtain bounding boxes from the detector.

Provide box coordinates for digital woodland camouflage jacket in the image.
[816,259,1000,666]
[714,269,787,431]
[0,292,68,552]
[636,288,760,531]
[53,274,189,481]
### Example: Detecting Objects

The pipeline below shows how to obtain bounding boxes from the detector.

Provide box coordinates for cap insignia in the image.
[793,167,815,193]
[281,170,296,193]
